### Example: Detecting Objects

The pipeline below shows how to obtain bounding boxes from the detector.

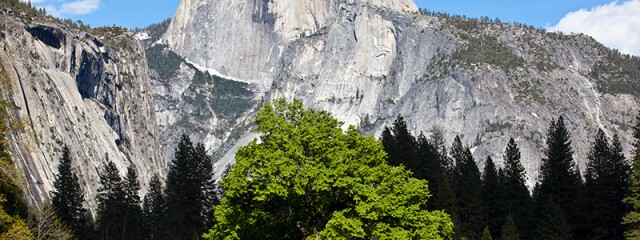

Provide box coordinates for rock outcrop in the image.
[0,11,164,213]
[160,0,639,187]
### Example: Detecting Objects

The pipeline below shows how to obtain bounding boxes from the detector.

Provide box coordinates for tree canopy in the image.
[205,99,453,239]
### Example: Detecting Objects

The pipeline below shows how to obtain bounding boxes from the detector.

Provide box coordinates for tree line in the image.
[7,99,640,239]
[381,115,640,240]
[51,134,217,239]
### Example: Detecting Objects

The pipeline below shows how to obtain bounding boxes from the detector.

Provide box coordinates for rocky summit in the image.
[156,0,639,187]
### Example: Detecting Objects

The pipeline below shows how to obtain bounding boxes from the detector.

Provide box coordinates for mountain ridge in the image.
[156,0,640,186]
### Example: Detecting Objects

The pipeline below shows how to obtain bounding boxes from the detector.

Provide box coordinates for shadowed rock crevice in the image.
[27,25,64,49]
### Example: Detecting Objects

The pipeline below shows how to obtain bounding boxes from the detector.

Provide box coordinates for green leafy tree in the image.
[96,158,126,240]
[143,174,165,240]
[51,146,89,237]
[0,197,34,240]
[205,99,453,239]
[500,215,519,240]
[623,113,640,239]
[535,117,585,239]
[501,138,533,239]
[164,134,215,239]
[451,136,485,239]
[585,130,629,240]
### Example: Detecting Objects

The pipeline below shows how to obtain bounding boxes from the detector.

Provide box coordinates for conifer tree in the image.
[417,133,440,206]
[381,115,419,173]
[535,117,584,239]
[437,179,459,233]
[623,113,640,239]
[483,156,503,238]
[502,138,534,239]
[585,130,629,240]
[482,226,493,240]
[51,146,89,238]
[535,199,571,240]
[164,134,215,239]
[500,215,520,240]
[123,166,144,240]
[96,158,126,240]
[143,174,165,240]
[451,136,485,239]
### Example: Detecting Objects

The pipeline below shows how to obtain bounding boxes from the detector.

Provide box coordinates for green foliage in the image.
[501,139,534,238]
[453,34,524,69]
[123,166,144,240]
[483,157,503,239]
[205,99,453,239]
[96,158,127,239]
[145,44,184,79]
[585,130,629,240]
[534,199,571,240]
[142,174,165,240]
[535,117,585,239]
[28,204,74,240]
[381,115,419,173]
[482,226,493,240]
[623,113,640,239]
[164,134,215,239]
[0,197,34,240]
[591,50,640,97]
[50,146,89,238]
[142,19,171,43]
[500,215,520,240]
[188,70,255,117]
[436,179,459,235]
[451,136,485,239]
[88,26,136,52]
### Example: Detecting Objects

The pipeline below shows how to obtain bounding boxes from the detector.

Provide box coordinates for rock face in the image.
[0,12,164,213]
[163,0,416,88]
[161,0,639,187]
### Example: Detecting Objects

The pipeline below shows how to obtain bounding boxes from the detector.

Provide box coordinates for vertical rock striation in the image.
[0,12,164,213]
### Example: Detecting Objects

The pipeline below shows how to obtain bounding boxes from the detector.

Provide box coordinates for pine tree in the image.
[535,199,571,240]
[451,136,485,239]
[123,166,144,240]
[437,179,459,233]
[483,156,503,238]
[482,226,493,240]
[502,138,534,239]
[96,158,126,240]
[50,146,89,238]
[417,133,440,208]
[143,174,165,240]
[381,115,419,174]
[623,113,640,239]
[535,117,584,239]
[500,215,520,240]
[585,130,629,240]
[164,134,216,239]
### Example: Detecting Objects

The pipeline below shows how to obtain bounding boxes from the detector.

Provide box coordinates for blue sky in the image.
[24,0,640,55]
[24,0,616,29]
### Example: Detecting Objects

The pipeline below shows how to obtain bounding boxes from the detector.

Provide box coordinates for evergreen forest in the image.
[2,99,640,239]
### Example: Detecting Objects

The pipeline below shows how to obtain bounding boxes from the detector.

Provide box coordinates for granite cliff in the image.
[154,0,639,186]
[0,6,164,213]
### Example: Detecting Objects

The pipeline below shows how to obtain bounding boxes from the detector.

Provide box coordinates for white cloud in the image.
[28,0,100,17]
[548,0,640,56]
